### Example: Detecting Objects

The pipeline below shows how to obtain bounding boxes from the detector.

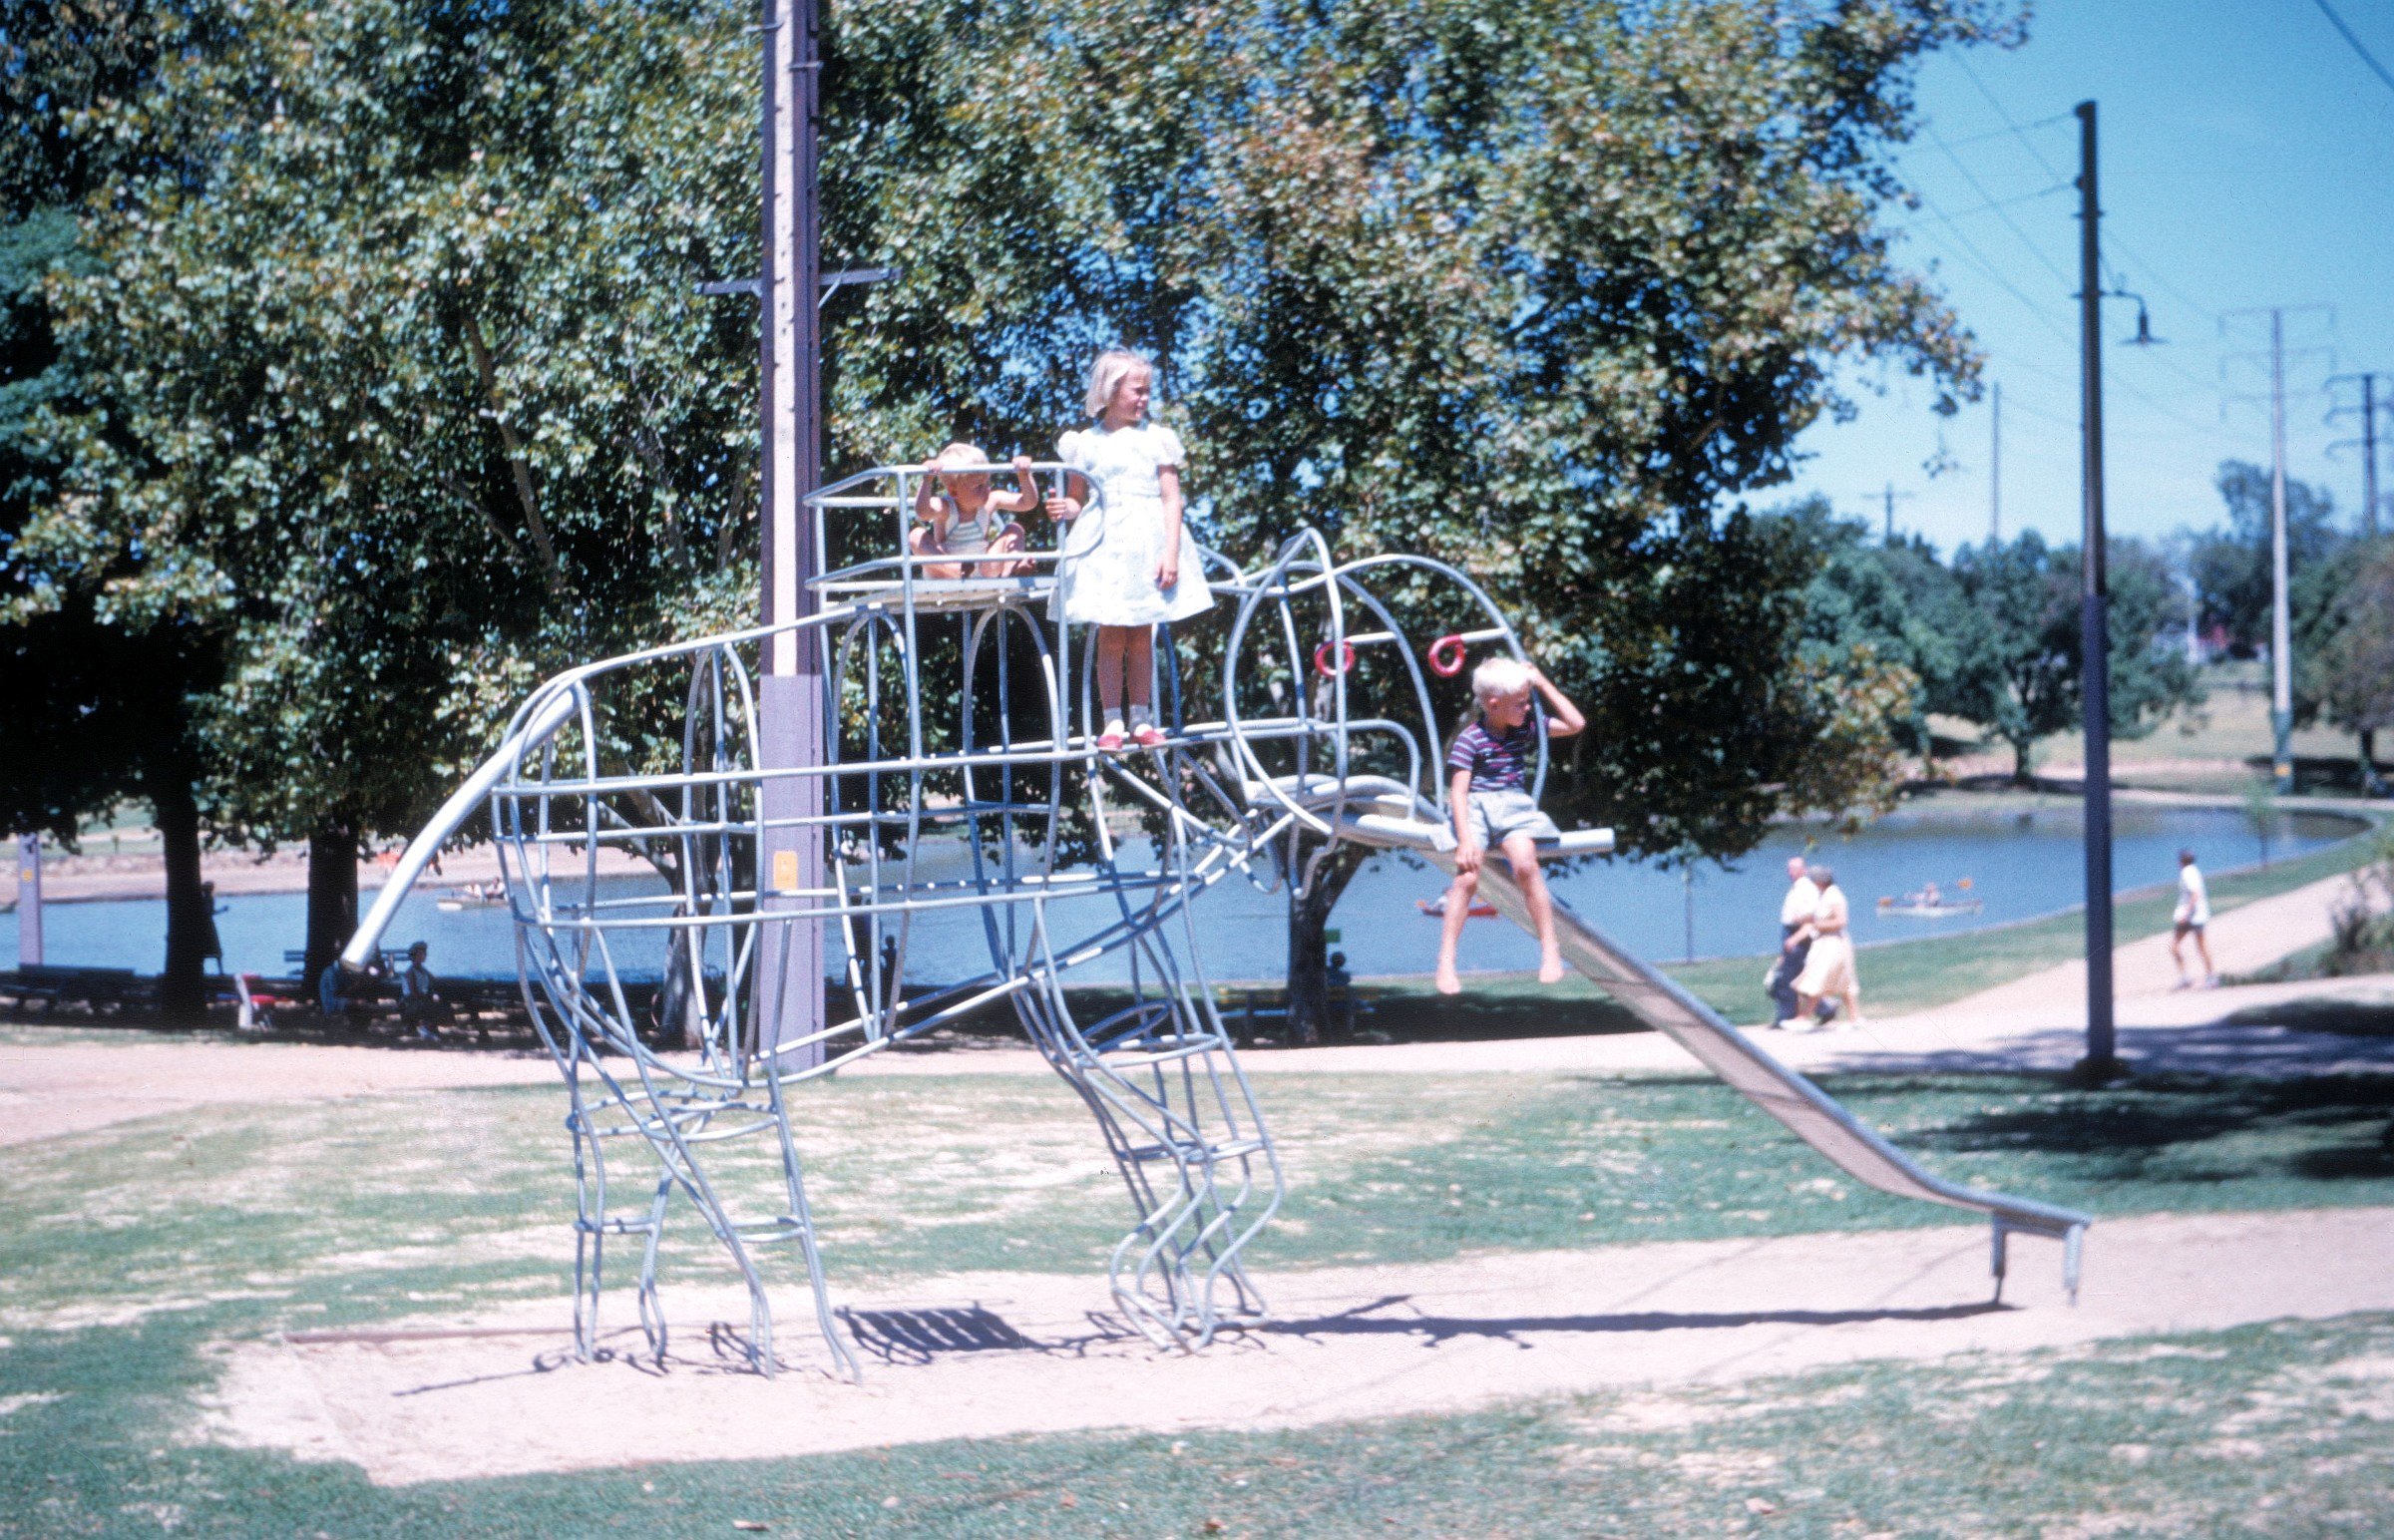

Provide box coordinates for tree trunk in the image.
[1284,838,1369,1046]
[2009,735,2035,785]
[150,769,209,1026]
[2363,727,2380,794]
[303,824,358,987]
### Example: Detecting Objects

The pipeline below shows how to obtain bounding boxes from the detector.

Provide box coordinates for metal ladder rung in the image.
[1121,1135,1268,1164]
[1091,1037,1222,1067]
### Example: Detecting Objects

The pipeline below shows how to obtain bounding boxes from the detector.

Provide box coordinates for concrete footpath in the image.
[3,866,2386,1147]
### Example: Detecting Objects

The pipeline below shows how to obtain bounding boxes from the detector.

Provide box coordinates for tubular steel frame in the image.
[348,463,2091,1380]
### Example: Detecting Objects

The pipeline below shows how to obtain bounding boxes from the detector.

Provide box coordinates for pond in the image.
[4,798,2363,984]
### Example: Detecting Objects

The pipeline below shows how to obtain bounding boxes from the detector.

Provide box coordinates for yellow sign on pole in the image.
[773,849,800,893]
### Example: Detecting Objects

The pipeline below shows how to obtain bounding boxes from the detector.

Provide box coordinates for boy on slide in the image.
[1433,656,1585,994]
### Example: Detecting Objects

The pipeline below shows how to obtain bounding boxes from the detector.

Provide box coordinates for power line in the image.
[1898,184,2224,438]
[1922,129,2075,287]
[2311,0,2394,100]
[1936,181,2073,221]
[1949,55,2218,325]
[1929,110,2077,151]
[1904,193,2076,344]
[1901,214,2218,434]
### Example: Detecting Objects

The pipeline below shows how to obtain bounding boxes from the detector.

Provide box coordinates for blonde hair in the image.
[1083,349,1152,419]
[933,441,987,471]
[1471,655,1532,704]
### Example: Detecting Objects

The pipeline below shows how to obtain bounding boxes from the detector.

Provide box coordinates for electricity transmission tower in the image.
[2327,371,2385,537]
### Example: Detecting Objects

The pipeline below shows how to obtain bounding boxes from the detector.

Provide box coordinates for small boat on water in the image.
[436,881,509,912]
[1877,877,1980,919]
[1417,897,1498,920]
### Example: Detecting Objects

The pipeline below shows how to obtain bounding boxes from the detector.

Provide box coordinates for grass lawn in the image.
[5,1067,2394,1534]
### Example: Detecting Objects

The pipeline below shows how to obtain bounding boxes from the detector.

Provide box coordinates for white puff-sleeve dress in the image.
[1051,422,1214,626]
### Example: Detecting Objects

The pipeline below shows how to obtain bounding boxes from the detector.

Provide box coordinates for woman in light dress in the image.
[1787,864,1863,1031]
[1043,350,1212,750]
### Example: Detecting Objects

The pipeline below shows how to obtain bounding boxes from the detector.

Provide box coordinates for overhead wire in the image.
[1949,54,2217,326]
[1920,129,2076,288]
[1902,205,2220,436]
[1929,58,2230,411]
[2310,0,2394,100]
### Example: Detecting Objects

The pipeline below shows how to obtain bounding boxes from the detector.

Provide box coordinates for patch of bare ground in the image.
[196,1206,2394,1486]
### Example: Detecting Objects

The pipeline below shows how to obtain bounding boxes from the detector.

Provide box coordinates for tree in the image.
[1794,500,1972,760]
[33,0,2010,1030]
[2303,538,2394,790]
[2191,460,2342,653]
[1947,532,2201,781]
[25,0,763,980]
[956,0,2014,1031]
[1,0,225,1017]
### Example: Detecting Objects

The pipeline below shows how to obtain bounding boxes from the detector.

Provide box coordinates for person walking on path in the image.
[1767,856,1819,1025]
[2172,848,2217,988]
[1786,864,1862,1031]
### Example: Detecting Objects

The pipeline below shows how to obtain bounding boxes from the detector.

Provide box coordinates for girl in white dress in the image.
[1044,350,1213,749]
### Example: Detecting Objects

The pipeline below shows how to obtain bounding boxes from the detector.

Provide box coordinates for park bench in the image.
[2,964,149,1019]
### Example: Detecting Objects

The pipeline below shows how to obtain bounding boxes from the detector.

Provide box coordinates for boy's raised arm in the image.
[912,462,942,525]
[1528,664,1585,738]
[994,454,1043,515]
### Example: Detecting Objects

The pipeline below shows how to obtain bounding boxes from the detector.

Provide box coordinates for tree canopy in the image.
[2190,460,2342,653]
[1942,531,2199,780]
[2,0,2039,1015]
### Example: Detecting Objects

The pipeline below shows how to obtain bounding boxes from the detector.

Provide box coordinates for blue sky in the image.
[1784,0,2394,555]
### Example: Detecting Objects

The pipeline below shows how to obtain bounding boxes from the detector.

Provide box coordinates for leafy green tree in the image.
[1946,532,2200,780]
[32,0,2012,1032]
[26,0,762,978]
[2191,460,2343,652]
[888,0,2017,1035]
[1792,500,1973,760]
[2301,538,2394,790]
[2,0,226,1015]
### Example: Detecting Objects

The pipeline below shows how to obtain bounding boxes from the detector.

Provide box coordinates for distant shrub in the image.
[2325,829,2394,977]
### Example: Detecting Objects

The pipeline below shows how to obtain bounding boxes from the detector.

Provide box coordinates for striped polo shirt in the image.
[1447,719,1537,792]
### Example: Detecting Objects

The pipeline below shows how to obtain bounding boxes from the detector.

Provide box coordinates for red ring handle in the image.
[1313,640,1356,678]
[1428,634,1468,677]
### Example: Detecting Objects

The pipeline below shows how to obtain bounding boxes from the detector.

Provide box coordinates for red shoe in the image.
[1131,723,1166,748]
[1095,729,1125,752]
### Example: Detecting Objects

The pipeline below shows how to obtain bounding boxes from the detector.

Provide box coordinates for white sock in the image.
[1127,702,1152,730]
[1102,713,1125,736]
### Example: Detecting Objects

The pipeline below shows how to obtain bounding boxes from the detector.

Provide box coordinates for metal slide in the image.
[1337,809,2092,1301]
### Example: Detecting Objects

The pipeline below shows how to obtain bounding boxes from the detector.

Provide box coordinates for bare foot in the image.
[1538,956,1565,984]
[1434,969,1462,995]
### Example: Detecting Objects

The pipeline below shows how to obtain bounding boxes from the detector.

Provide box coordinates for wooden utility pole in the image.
[755,0,826,1066]
[2075,100,2120,1077]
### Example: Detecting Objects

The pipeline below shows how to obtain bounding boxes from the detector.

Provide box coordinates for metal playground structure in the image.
[347,462,2091,1379]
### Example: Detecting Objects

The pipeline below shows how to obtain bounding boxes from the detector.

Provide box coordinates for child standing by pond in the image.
[1433,656,1585,994]
[1045,350,1212,751]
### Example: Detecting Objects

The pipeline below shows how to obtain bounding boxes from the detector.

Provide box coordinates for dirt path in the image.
[198,1206,2394,1485]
